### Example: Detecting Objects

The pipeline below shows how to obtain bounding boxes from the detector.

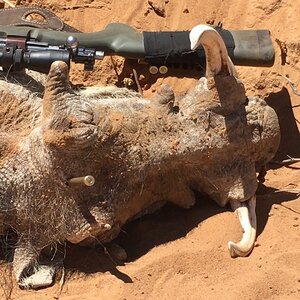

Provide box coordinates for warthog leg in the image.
[13,243,55,289]
[228,195,257,257]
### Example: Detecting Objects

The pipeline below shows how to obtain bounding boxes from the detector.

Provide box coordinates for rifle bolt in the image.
[66,36,79,49]
[67,175,95,187]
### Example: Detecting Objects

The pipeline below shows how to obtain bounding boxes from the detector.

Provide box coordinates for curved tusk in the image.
[189,24,237,78]
[228,195,257,257]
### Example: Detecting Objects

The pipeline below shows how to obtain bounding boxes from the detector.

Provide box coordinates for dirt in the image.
[1,0,300,299]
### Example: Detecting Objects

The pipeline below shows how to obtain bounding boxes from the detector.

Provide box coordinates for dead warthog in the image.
[0,25,280,289]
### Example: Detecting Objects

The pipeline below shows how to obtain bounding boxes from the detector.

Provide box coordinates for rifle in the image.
[0,10,275,74]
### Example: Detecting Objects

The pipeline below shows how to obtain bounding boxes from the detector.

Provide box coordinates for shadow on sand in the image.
[63,87,300,282]
[266,87,300,162]
[63,186,298,283]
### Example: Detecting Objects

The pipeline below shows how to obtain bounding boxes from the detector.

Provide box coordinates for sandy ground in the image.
[0,0,300,299]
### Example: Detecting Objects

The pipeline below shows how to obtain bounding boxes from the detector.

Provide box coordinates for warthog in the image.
[0,25,280,289]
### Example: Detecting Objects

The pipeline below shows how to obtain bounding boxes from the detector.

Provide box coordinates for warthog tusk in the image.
[228,195,257,257]
[67,175,95,187]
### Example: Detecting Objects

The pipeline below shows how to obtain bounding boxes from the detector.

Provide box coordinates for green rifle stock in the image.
[0,23,275,72]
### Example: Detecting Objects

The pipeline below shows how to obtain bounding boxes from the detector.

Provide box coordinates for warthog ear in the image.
[42,61,98,151]
[42,61,72,122]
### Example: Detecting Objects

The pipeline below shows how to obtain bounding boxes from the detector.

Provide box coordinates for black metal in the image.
[0,35,100,73]
[143,29,274,67]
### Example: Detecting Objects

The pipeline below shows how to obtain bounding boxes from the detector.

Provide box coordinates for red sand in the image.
[1,0,299,299]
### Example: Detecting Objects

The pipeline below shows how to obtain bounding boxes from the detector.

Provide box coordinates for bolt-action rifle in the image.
[0,9,275,74]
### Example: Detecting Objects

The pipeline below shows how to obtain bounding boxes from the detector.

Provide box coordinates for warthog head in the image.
[0,25,280,289]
